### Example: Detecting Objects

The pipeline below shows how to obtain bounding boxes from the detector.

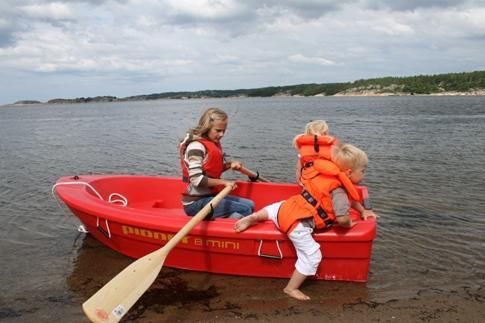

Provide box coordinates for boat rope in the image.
[52,180,128,239]
[52,181,128,206]
[108,193,128,206]
[257,240,283,259]
[52,181,103,200]
[51,182,93,231]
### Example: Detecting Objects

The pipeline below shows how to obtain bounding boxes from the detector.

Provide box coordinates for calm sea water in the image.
[1,96,485,321]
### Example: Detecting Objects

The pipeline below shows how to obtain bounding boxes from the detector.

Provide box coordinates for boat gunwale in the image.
[54,174,376,242]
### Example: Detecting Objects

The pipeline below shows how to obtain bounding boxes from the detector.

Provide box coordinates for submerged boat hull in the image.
[54,175,376,282]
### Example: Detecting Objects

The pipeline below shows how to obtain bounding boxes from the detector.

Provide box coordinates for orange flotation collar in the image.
[295,134,338,166]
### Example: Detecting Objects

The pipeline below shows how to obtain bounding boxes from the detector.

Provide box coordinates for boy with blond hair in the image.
[235,143,377,300]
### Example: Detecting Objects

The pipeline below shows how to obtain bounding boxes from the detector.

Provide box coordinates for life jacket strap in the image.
[301,190,333,227]
[313,135,320,152]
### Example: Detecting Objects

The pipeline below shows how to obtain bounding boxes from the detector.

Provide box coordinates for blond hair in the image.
[305,120,329,135]
[293,120,329,148]
[180,107,228,148]
[191,107,228,138]
[332,143,368,171]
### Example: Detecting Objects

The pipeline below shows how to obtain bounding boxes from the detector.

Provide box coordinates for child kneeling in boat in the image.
[234,143,377,301]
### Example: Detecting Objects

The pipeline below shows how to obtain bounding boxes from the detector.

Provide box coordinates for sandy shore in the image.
[68,237,485,323]
[120,278,485,323]
[123,276,485,323]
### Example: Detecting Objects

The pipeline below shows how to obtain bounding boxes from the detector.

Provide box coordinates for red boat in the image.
[53,175,376,282]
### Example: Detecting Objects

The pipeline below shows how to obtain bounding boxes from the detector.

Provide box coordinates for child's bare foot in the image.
[234,216,254,232]
[283,287,311,300]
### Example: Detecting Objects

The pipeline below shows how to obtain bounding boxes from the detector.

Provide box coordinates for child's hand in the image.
[362,209,378,220]
[228,160,242,170]
[222,180,237,190]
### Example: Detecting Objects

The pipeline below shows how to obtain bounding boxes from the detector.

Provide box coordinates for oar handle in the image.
[238,167,269,182]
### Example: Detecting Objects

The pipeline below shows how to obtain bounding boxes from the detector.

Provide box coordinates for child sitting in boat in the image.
[234,143,377,301]
[293,120,338,185]
[179,107,255,219]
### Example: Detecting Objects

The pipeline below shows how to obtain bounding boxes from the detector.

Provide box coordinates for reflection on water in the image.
[68,235,371,322]
[1,96,485,321]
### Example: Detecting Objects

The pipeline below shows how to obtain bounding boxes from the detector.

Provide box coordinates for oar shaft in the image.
[239,167,269,182]
[163,185,232,251]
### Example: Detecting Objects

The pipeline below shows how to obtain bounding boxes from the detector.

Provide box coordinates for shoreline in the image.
[4,91,485,107]
[135,285,485,322]
[333,90,485,97]
[64,237,485,323]
[94,272,485,323]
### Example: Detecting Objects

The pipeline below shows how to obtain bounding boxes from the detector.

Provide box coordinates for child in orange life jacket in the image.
[293,120,338,185]
[234,143,377,301]
[179,107,255,219]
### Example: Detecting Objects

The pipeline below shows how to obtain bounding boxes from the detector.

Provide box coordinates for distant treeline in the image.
[348,70,485,95]
[47,96,118,104]
[120,70,485,100]
[12,70,485,105]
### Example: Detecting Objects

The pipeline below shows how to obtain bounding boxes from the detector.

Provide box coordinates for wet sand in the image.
[125,277,485,323]
[67,237,485,323]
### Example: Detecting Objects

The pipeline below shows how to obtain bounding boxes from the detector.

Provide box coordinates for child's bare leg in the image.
[284,270,310,300]
[234,209,268,232]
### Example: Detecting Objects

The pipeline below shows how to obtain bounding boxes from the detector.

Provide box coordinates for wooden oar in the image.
[238,166,269,182]
[82,185,233,323]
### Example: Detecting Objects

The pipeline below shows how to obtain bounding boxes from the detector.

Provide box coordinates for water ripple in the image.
[1,96,485,304]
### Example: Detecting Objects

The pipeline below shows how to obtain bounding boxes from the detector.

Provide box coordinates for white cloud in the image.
[165,0,248,20]
[372,17,414,36]
[1,0,485,104]
[289,54,336,66]
[440,8,485,37]
[19,2,75,20]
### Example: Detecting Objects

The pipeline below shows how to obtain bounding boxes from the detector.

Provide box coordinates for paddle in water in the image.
[82,185,233,323]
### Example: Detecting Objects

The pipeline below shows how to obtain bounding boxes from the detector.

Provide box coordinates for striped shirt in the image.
[182,141,226,205]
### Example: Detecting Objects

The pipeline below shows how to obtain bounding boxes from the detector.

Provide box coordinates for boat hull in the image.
[54,175,376,282]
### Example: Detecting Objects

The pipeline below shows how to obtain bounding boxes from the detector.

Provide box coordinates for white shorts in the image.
[263,201,322,276]
[263,201,284,228]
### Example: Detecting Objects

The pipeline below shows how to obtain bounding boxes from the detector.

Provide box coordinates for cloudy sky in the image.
[1,0,485,104]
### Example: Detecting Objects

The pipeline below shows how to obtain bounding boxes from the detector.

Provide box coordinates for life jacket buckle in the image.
[301,190,330,221]
[303,162,314,169]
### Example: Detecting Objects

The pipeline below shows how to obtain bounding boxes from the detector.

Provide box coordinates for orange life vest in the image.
[277,159,361,233]
[180,138,225,182]
[295,134,338,166]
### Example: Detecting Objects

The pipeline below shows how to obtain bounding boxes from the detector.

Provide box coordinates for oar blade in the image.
[82,186,233,322]
[82,248,167,323]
